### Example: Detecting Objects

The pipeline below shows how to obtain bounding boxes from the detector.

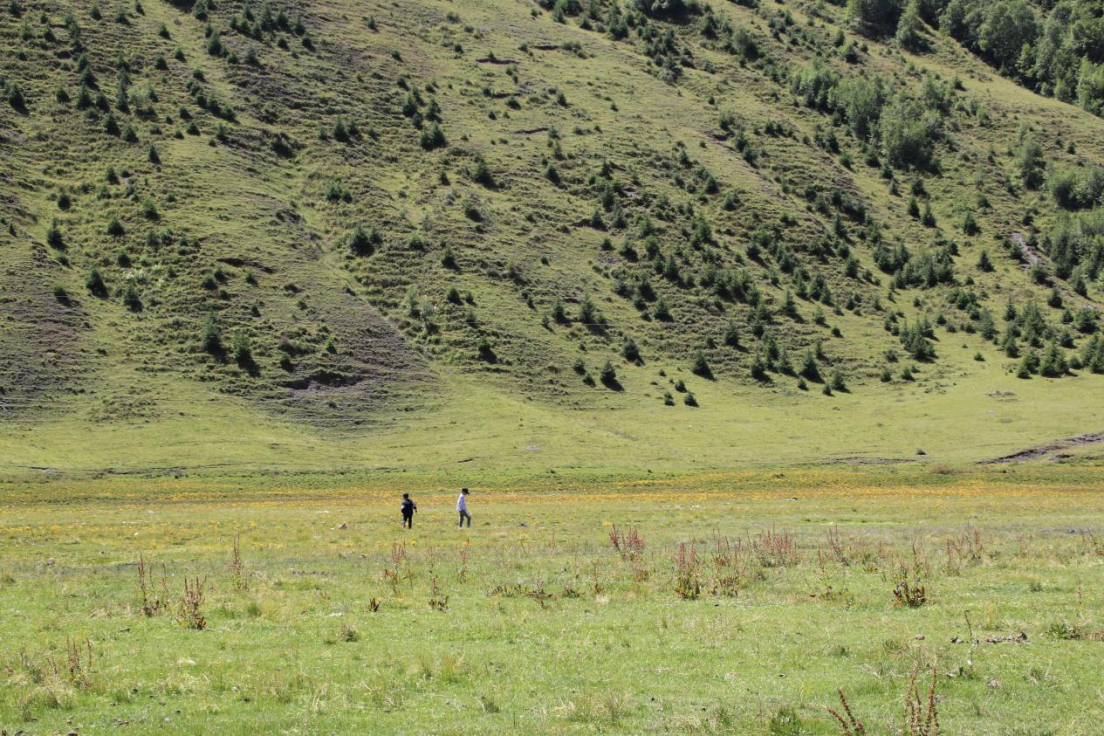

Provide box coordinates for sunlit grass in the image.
[2,466,1103,733]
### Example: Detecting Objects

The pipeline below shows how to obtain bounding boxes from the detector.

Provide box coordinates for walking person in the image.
[401,492,417,529]
[457,488,472,528]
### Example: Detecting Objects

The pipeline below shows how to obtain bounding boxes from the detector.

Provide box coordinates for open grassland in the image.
[4,335,1104,477]
[2,465,1104,734]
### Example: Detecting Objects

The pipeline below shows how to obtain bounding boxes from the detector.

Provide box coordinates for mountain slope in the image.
[2,0,1104,474]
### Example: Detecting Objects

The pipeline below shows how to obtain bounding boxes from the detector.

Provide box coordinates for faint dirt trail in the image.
[981,432,1104,463]
[1011,232,1041,269]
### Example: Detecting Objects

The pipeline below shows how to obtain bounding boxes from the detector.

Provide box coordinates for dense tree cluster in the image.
[1044,210,1104,282]
[793,63,952,170]
[849,0,1104,117]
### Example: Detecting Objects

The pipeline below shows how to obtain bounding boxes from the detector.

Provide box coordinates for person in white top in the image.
[457,488,471,528]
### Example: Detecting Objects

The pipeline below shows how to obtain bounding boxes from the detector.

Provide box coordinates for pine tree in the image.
[550,298,567,324]
[723,321,740,347]
[472,157,495,188]
[599,360,618,387]
[1018,350,1040,377]
[232,332,253,369]
[85,268,107,297]
[121,281,142,311]
[801,350,821,382]
[46,219,64,249]
[348,225,380,256]
[921,201,936,227]
[1039,340,1068,377]
[578,296,599,324]
[907,196,920,218]
[782,290,799,319]
[691,350,712,378]
[202,313,221,353]
[750,350,769,381]
[622,336,641,364]
[962,211,979,235]
[420,123,446,150]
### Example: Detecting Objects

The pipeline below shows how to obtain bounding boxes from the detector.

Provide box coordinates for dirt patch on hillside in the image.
[0,241,92,412]
[1011,232,1041,269]
[981,432,1104,464]
[822,456,912,466]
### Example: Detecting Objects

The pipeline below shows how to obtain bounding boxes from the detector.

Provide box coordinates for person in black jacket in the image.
[401,493,417,529]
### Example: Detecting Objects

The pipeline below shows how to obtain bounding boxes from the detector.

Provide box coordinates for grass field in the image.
[4,335,1104,478]
[3,465,1104,734]
[5,0,1104,731]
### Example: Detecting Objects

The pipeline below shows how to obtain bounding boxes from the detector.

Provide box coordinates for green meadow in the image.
[2,465,1104,734]
[4,0,1104,731]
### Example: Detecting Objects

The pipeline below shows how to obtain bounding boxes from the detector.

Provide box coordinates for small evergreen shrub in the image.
[85,268,107,297]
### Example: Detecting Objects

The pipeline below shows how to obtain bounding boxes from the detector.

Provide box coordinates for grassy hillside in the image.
[3,0,1104,473]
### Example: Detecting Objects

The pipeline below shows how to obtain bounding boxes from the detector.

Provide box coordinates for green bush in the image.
[472,157,495,188]
[348,225,381,256]
[578,296,599,324]
[723,322,740,348]
[326,180,352,203]
[894,0,926,51]
[420,123,447,150]
[848,0,900,36]
[791,60,838,111]
[1039,340,1068,377]
[1016,132,1045,189]
[690,350,712,378]
[880,94,938,170]
[46,219,64,249]
[441,246,457,269]
[477,338,497,363]
[85,268,107,297]
[622,337,641,364]
[7,84,26,111]
[121,281,142,311]
[801,351,821,382]
[962,211,979,235]
[830,367,848,392]
[232,331,254,369]
[141,198,159,220]
[831,76,886,140]
[202,313,222,354]
[599,360,618,387]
